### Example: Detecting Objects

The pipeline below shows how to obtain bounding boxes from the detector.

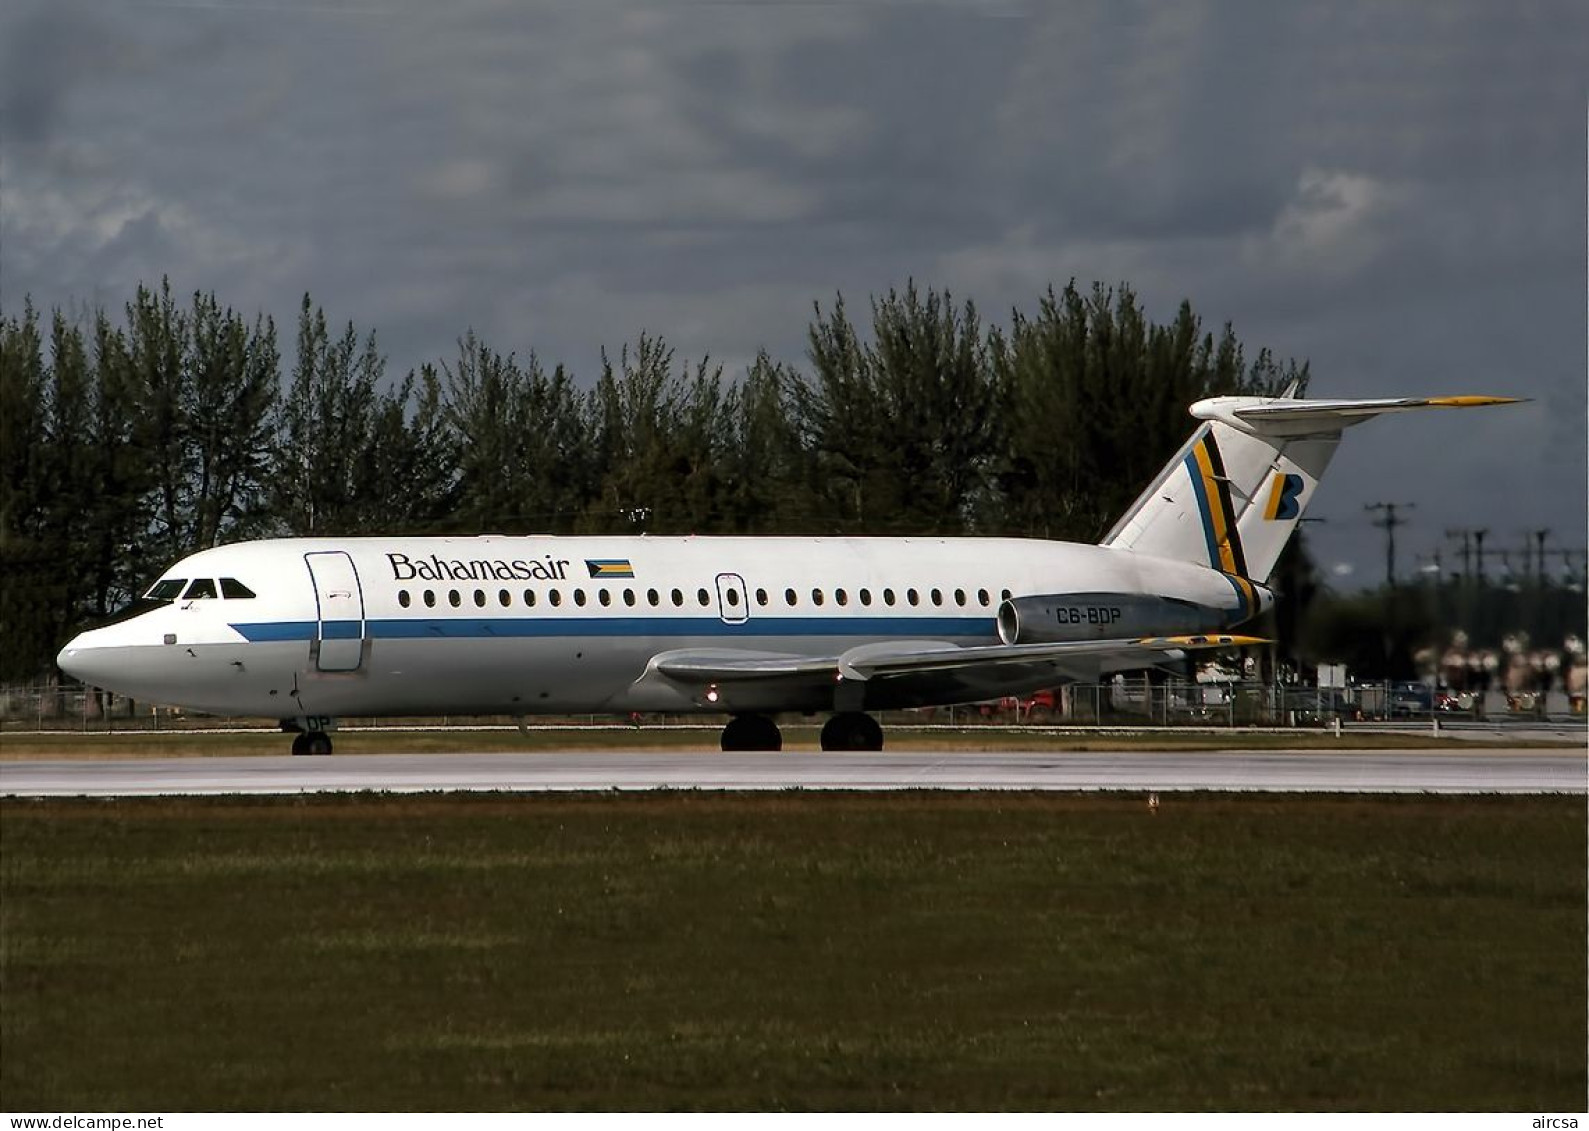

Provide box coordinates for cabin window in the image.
[423,590,437,608]
[930,588,943,606]
[697,588,710,607]
[906,588,919,607]
[671,589,684,607]
[499,589,512,607]
[623,589,636,607]
[574,589,588,606]
[524,589,537,607]
[474,589,487,608]
[785,588,797,607]
[220,578,256,599]
[954,588,966,607]
[549,590,563,607]
[811,588,825,607]
[835,588,848,607]
[1001,588,1012,601]
[883,588,896,606]
[448,590,462,608]
[183,579,218,599]
[977,589,990,607]
[147,579,186,601]
[398,590,412,608]
[859,588,872,606]
[755,588,768,607]
[598,589,612,607]
[647,588,660,607]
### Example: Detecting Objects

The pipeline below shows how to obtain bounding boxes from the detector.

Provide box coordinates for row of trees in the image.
[2,278,1305,681]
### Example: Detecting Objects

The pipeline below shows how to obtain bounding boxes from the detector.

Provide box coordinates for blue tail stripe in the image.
[1183,449,1222,569]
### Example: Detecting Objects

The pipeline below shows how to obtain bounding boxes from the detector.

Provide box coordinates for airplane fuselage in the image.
[58,534,1259,721]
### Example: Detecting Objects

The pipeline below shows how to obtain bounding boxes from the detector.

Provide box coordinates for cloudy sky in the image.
[3,0,1585,587]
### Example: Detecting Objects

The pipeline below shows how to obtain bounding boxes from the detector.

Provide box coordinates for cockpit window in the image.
[182,579,218,599]
[220,578,256,599]
[147,579,186,600]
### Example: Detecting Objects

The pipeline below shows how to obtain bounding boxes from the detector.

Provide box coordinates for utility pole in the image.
[1446,528,1475,580]
[1531,529,1551,585]
[1366,502,1415,587]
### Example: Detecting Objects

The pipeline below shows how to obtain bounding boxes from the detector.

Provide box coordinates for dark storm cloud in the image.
[0,4,125,146]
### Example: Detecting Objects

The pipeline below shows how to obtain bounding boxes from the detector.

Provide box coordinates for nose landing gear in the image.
[289,730,334,756]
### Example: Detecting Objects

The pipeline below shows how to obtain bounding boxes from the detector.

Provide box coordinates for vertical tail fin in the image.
[1102,394,1520,582]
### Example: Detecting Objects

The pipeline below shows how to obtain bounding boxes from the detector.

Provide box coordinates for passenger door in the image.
[305,551,366,671]
[714,572,750,626]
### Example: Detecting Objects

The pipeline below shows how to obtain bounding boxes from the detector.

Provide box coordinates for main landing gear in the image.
[719,712,885,752]
[819,711,884,752]
[290,731,334,756]
[721,713,783,751]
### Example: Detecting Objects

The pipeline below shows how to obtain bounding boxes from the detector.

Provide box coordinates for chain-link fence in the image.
[4,677,1578,735]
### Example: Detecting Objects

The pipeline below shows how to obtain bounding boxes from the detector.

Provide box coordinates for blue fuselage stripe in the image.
[233,615,997,643]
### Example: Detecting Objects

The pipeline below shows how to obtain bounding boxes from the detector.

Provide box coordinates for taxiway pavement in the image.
[2,748,1584,797]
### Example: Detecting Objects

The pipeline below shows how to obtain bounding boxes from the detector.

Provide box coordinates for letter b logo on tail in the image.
[1264,473,1306,521]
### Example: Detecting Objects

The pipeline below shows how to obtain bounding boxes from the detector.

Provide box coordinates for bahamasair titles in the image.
[57,391,1517,755]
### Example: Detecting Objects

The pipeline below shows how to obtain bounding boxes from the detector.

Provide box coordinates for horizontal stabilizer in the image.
[1196,394,1523,437]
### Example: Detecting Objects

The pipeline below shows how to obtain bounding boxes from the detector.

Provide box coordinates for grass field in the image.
[1,792,1583,1111]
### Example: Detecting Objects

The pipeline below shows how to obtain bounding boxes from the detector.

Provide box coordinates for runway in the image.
[2,748,1584,796]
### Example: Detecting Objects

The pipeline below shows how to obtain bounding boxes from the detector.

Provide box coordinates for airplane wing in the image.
[651,649,840,681]
[646,634,1264,709]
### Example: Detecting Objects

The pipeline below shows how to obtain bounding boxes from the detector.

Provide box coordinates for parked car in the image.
[1390,681,1433,717]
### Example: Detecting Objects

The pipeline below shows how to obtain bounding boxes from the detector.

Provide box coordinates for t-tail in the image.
[1101,390,1521,582]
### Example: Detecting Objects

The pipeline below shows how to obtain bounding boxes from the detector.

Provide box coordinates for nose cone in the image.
[57,631,112,688]
[57,635,88,682]
[56,626,131,691]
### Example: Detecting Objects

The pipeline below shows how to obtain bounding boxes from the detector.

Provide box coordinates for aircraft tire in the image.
[819,712,883,752]
[721,714,782,752]
[293,731,334,756]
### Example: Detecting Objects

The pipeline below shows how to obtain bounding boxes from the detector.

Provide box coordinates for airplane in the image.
[56,391,1517,755]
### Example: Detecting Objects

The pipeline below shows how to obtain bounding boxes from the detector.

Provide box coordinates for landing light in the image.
[705,685,720,703]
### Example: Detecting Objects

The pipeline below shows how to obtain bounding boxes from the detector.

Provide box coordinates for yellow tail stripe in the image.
[1193,438,1239,574]
[1262,473,1284,521]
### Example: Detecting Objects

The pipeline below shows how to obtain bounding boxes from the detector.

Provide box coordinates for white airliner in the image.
[57,391,1515,754]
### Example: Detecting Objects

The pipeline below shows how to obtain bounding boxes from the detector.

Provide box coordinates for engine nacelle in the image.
[996,592,1232,645]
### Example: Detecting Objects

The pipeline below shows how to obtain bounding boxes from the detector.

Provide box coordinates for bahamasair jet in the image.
[57,391,1515,755]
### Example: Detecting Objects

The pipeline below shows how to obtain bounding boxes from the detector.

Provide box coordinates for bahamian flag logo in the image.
[585,559,635,579]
